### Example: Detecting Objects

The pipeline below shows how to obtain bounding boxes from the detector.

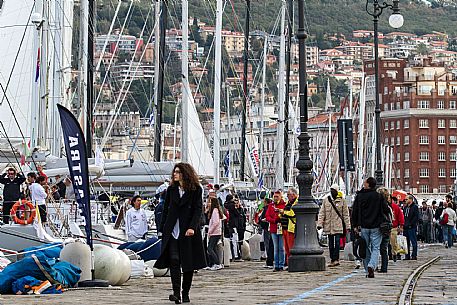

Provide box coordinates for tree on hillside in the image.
[416,43,431,55]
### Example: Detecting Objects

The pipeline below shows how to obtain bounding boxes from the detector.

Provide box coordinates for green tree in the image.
[416,43,431,55]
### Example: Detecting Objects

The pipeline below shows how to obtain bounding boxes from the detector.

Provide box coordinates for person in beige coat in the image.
[317,184,351,267]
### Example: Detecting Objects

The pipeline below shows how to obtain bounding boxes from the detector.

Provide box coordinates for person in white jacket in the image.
[125,195,148,242]
[442,201,457,248]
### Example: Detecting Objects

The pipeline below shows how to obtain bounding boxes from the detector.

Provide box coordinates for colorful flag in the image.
[249,145,260,177]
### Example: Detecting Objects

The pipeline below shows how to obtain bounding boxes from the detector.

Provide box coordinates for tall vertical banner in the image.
[57,105,93,249]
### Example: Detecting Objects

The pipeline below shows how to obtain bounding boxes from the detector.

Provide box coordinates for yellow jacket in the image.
[282,197,298,233]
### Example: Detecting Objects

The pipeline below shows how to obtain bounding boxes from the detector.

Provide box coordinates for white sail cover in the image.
[183,83,214,177]
[0,0,36,139]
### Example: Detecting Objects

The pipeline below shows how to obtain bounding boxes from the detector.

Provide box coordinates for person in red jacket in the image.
[265,191,286,271]
[390,196,405,262]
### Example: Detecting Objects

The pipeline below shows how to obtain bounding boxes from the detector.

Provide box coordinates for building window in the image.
[397,152,400,162]
[396,136,400,146]
[438,119,446,128]
[451,100,456,109]
[419,185,429,193]
[404,152,410,161]
[451,152,457,161]
[403,100,410,109]
[419,119,429,128]
[390,121,395,129]
[396,102,400,110]
[384,138,389,145]
[451,168,457,178]
[439,151,446,161]
[404,135,409,145]
[451,136,457,144]
[397,169,401,178]
[404,119,409,128]
[396,121,400,129]
[418,100,430,109]
[419,151,429,161]
[439,168,446,177]
[450,120,457,128]
[384,121,389,130]
[438,136,445,145]
[439,185,448,193]
[419,168,429,177]
[405,168,410,178]
[384,103,388,111]
[437,100,445,109]
[419,135,429,144]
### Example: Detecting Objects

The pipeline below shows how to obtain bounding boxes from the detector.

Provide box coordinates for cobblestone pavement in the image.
[0,244,455,305]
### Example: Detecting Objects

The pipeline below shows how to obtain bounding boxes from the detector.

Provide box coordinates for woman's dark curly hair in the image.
[170,162,200,191]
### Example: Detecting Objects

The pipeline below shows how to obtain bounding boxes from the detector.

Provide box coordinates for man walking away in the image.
[403,195,419,260]
[351,177,390,278]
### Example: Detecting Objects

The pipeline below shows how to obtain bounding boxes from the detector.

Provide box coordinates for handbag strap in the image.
[328,195,346,228]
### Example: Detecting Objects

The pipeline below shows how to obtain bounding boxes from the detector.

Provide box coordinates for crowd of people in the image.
[0,166,75,225]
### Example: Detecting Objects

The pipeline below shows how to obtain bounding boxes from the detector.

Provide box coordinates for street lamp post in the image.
[288,0,326,272]
[366,0,403,187]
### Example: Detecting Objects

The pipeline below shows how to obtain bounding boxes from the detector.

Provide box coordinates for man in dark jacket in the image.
[403,194,419,260]
[0,168,26,224]
[351,177,390,278]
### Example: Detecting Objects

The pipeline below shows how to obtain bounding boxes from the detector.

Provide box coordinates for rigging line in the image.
[101,5,154,149]
[0,1,36,108]
[0,79,37,170]
[0,122,23,173]
[95,0,123,72]
[94,0,136,109]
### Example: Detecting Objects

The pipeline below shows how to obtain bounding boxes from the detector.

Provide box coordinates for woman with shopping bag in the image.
[390,196,404,261]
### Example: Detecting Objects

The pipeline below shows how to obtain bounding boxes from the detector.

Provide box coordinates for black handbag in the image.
[379,195,392,237]
[353,234,366,259]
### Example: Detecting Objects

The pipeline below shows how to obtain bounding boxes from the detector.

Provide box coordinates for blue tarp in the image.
[0,253,80,294]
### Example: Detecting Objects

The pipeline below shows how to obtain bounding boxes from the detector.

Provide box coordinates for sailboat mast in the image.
[86,0,95,157]
[227,85,232,179]
[213,0,223,183]
[284,0,293,183]
[152,0,160,160]
[181,0,189,163]
[275,0,286,190]
[154,0,168,161]
[240,0,250,181]
[357,74,367,188]
[326,78,333,189]
[260,35,268,176]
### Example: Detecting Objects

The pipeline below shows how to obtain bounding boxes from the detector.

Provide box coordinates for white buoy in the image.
[60,241,91,282]
[94,244,125,285]
[248,234,262,261]
[115,250,132,285]
[241,240,251,261]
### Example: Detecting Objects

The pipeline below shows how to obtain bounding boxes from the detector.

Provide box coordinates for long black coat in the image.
[154,184,207,272]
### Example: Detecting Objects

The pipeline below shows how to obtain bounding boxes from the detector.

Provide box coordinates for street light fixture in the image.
[288,0,326,272]
[365,0,403,187]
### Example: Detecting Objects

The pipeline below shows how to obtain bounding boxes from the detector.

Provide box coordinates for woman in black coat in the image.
[154,163,206,304]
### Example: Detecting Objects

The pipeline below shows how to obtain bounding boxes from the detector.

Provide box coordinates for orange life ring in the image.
[10,200,36,225]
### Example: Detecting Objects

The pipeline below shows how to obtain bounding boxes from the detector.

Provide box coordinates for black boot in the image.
[182,271,193,303]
